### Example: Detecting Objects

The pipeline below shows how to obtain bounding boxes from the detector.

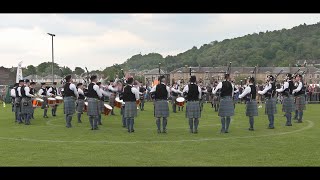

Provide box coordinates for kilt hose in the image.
[265,98,277,115]
[185,101,201,119]
[154,100,169,118]
[87,98,101,116]
[63,96,76,115]
[20,98,33,115]
[282,95,295,113]
[124,101,137,118]
[245,100,258,117]
[295,94,306,111]
[76,99,85,113]
[41,97,48,109]
[218,96,235,117]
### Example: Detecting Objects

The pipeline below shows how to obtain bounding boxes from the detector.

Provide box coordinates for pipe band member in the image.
[20,79,35,125]
[15,80,25,123]
[122,77,140,133]
[108,80,117,115]
[171,82,183,113]
[38,82,49,118]
[47,82,60,117]
[87,75,103,130]
[11,83,19,122]
[29,82,36,119]
[292,74,306,123]
[276,73,295,126]
[183,75,202,133]
[63,75,79,128]
[76,83,85,123]
[212,73,235,133]
[239,77,258,131]
[150,75,171,133]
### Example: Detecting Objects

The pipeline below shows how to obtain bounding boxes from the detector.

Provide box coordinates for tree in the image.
[23,65,37,76]
[74,67,85,75]
[61,66,72,75]
[37,62,59,75]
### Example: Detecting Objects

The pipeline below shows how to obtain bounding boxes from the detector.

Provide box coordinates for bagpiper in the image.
[63,75,79,128]
[19,79,35,125]
[76,83,85,123]
[38,82,49,118]
[86,75,103,130]
[292,74,306,123]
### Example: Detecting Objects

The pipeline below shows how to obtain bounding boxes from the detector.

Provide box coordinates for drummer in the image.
[38,82,49,118]
[108,80,117,115]
[76,83,85,123]
[171,82,183,113]
[139,83,146,111]
[29,82,36,119]
[63,75,79,128]
[47,82,61,117]
[97,82,112,125]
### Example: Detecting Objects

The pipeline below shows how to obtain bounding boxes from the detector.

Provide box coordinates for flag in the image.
[16,61,23,83]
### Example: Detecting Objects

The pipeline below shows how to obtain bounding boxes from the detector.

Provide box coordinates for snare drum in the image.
[114,97,123,108]
[136,99,140,105]
[103,104,113,116]
[47,97,56,107]
[55,96,63,104]
[32,98,44,108]
[176,97,185,107]
[83,102,88,112]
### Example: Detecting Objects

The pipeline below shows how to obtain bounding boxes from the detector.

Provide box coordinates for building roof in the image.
[43,75,62,79]
[144,68,168,75]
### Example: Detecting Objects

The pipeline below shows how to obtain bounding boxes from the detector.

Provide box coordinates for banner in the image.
[16,61,23,83]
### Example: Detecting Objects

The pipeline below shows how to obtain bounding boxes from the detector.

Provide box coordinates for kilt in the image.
[87,98,100,116]
[282,95,295,113]
[171,96,177,105]
[20,98,33,114]
[99,99,104,113]
[185,101,201,118]
[76,99,85,113]
[154,100,169,118]
[109,93,116,107]
[295,95,306,111]
[218,96,234,117]
[41,97,48,109]
[245,100,258,117]
[63,96,76,115]
[265,98,277,115]
[213,96,220,105]
[124,101,137,118]
[14,97,21,113]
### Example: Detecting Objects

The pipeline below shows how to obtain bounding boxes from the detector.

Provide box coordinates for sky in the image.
[1,13,320,71]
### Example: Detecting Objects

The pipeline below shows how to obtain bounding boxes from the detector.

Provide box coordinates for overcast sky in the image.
[1,14,320,70]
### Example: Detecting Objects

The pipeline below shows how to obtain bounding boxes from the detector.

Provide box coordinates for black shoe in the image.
[52,114,56,117]
[194,130,198,134]
[268,126,275,129]
[131,129,135,133]
[157,129,161,133]
[91,128,94,130]
[93,127,99,130]
[286,124,292,126]
[248,128,254,131]
[44,116,49,118]
[297,120,303,123]
[78,121,82,123]
[162,129,167,133]
[225,130,229,133]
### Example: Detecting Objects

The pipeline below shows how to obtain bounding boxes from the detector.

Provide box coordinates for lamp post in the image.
[47,33,55,84]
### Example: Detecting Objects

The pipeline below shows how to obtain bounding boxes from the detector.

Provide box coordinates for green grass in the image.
[0,102,319,166]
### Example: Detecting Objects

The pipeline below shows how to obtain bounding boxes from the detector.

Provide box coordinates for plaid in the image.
[63,96,76,115]
[185,101,201,118]
[76,99,85,113]
[41,97,48,109]
[87,98,101,116]
[124,101,137,118]
[14,97,21,113]
[99,99,104,113]
[109,94,116,108]
[295,95,306,111]
[265,98,277,115]
[218,96,235,117]
[154,100,169,118]
[20,98,33,114]
[245,100,258,117]
[282,96,295,113]
[213,95,220,105]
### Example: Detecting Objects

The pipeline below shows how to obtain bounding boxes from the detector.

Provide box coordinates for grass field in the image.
[0,102,319,166]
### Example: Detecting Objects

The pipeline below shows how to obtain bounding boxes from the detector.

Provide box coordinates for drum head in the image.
[55,96,63,100]
[176,97,185,102]
[115,97,123,103]
[84,102,88,106]
[48,98,56,101]
[104,104,113,110]
[36,98,44,102]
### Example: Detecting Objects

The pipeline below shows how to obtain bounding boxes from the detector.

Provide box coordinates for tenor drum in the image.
[83,102,88,112]
[136,99,141,105]
[32,98,44,108]
[114,97,123,108]
[176,97,185,107]
[47,98,56,107]
[103,104,113,116]
[55,96,63,104]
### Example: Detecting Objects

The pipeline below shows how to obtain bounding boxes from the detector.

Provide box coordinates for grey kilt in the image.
[41,97,48,109]
[14,97,21,113]
[218,96,234,117]
[154,100,169,118]
[76,99,85,113]
[295,95,306,111]
[213,95,220,105]
[245,100,258,117]
[87,98,100,116]
[186,101,201,118]
[63,96,76,115]
[282,95,295,113]
[109,93,116,107]
[20,98,33,114]
[99,99,104,113]
[124,101,137,118]
[265,98,277,115]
